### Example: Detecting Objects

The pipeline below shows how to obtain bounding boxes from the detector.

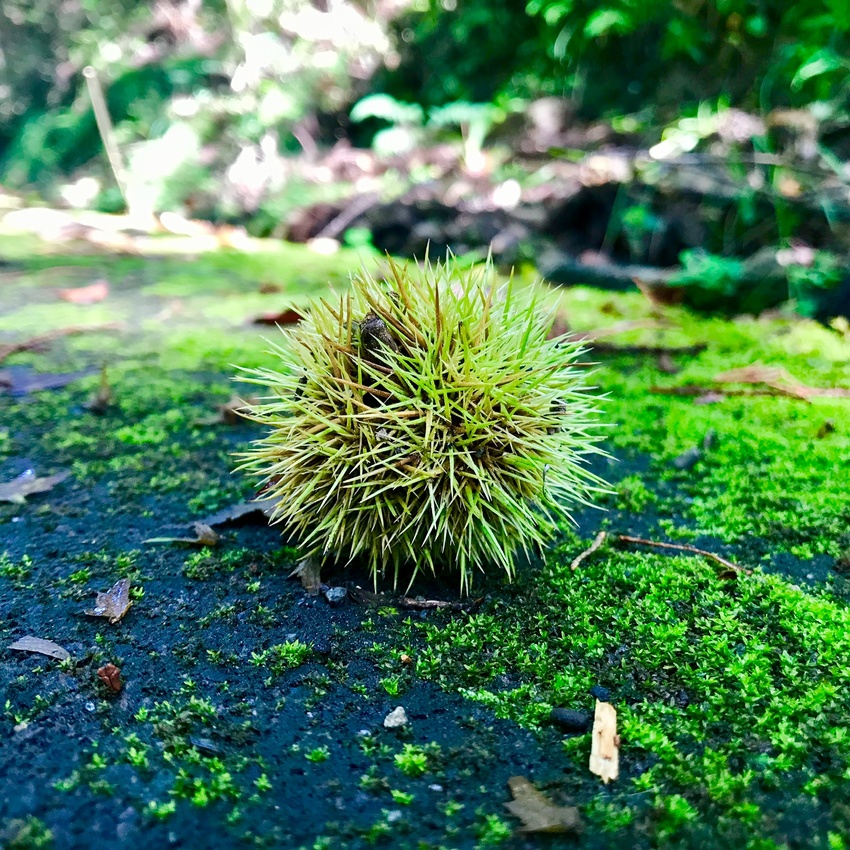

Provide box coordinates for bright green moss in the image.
[407,550,850,843]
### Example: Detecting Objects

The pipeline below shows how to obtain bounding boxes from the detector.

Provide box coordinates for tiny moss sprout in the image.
[305,746,331,763]
[237,256,607,590]
[394,744,429,777]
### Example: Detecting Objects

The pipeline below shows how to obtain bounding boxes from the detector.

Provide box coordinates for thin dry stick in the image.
[593,342,708,356]
[570,530,608,570]
[616,534,751,575]
[0,324,123,364]
[83,66,129,210]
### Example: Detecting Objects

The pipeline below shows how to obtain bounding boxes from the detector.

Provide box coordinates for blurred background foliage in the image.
[0,0,848,316]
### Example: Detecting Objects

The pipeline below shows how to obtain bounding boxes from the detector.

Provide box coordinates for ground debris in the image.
[570,530,607,571]
[8,636,71,661]
[383,706,409,729]
[0,366,98,396]
[252,307,303,326]
[0,469,70,504]
[653,361,850,402]
[58,279,109,304]
[201,497,279,527]
[550,707,590,732]
[589,700,619,784]
[85,366,112,414]
[616,534,750,576]
[346,585,484,613]
[0,324,122,364]
[592,341,707,357]
[195,395,256,426]
[504,776,582,834]
[145,521,221,547]
[97,663,123,693]
[84,578,132,624]
[290,556,322,595]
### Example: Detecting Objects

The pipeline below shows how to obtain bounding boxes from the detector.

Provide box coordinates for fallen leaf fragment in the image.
[145,522,221,547]
[589,700,619,784]
[8,636,71,661]
[252,307,303,326]
[195,395,256,426]
[290,556,322,596]
[219,395,253,425]
[0,366,98,396]
[0,469,69,504]
[97,663,123,693]
[58,279,109,304]
[84,578,132,624]
[504,776,582,834]
[201,498,280,527]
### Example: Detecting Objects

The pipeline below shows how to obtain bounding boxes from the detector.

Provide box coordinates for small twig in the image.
[84,66,129,211]
[651,384,850,401]
[0,324,123,364]
[616,534,750,575]
[592,342,707,356]
[570,530,607,570]
[571,320,666,340]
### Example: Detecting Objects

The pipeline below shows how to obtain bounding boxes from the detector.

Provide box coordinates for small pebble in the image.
[590,685,610,702]
[550,707,590,733]
[672,446,702,471]
[188,736,221,756]
[383,706,409,729]
[323,586,348,607]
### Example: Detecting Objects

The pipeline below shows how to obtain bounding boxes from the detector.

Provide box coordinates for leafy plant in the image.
[237,256,607,590]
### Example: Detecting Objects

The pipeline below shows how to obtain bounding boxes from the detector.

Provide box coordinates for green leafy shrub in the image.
[237,256,606,590]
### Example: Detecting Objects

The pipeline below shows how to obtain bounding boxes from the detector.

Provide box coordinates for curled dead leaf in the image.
[252,307,303,326]
[290,556,322,596]
[201,498,280,528]
[97,663,123,693]
[84,578,132,624]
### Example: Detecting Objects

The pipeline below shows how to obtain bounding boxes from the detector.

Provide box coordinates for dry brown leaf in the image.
[589,700,619,784]
[218,395,254,425]
[290,556,322,596]
[504,776,582,834]
[145,522,221,547]
[97,663,123,693]
[8,636,71,661]
[201,498,280,527]
[84,578,132,624]
[58,279,109,304]
[0,469,70,504]
[252,307,303,326]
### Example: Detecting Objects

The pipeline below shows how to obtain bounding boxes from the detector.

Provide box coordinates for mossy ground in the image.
[0,231,848,850]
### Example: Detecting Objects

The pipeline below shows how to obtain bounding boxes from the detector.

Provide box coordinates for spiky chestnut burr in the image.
[236,256,607,591]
